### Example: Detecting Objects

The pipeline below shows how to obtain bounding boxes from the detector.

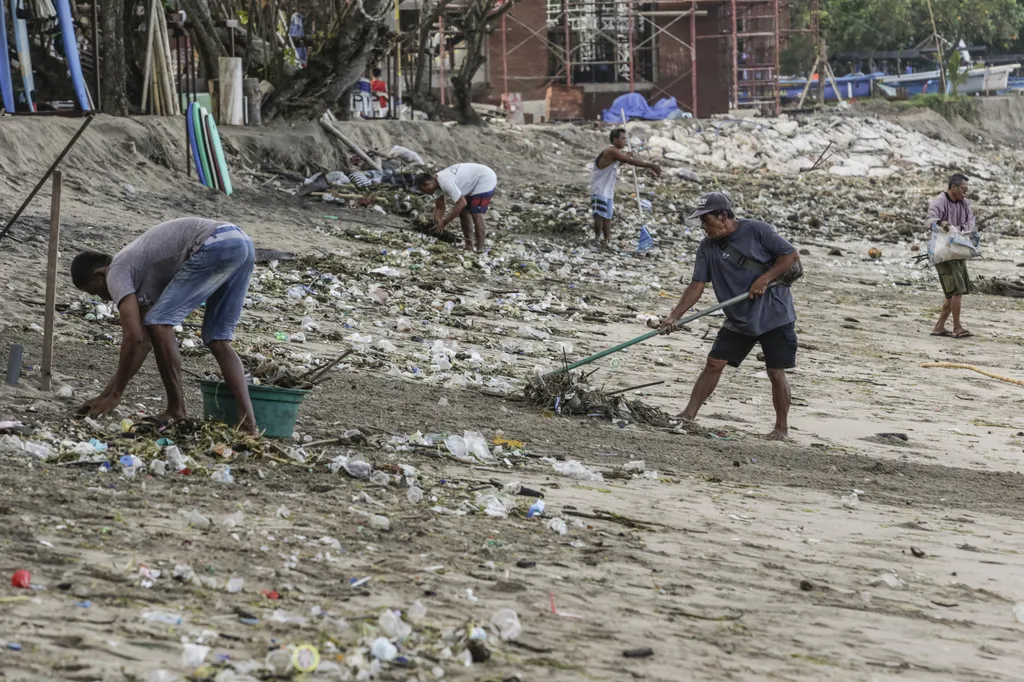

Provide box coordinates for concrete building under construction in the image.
[467,0,790,121]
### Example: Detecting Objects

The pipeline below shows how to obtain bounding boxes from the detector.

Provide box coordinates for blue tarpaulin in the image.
[602,93,681,123]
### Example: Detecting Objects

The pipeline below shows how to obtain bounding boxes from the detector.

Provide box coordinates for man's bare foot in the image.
[765,428,789,441]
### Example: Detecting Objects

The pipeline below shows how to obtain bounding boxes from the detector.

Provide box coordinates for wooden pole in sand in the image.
[140,0,157,112]
[41,171,62,392]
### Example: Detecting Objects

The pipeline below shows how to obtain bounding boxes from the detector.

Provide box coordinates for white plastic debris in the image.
[369,515,391,531]
[489,608,522,641]
[182,510,211,530]
[543,457,604,482]
[408,600,428,623]
[165,445,189,472]
[210,465,234,484]
[444,431,495,464]
[870,573,907,590]
[370,636,398,662]
[225,577,244,593]
[23,441,55,461]
[548,518,568,535]
[474,489,516,518]
[378,609,412,641]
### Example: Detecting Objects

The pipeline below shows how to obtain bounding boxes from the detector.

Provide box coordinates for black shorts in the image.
[710,323,797,369]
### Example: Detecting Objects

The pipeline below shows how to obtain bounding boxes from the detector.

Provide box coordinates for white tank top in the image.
[590,149,619,197]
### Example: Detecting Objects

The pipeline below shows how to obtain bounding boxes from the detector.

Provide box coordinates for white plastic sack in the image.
[928,222,980,264]
[390,144,425,166]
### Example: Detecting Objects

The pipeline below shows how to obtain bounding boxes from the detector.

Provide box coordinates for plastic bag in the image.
[444,431,495,464]
[928,222,980,264]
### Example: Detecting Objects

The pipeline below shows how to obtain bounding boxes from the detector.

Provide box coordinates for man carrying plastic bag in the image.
[927,174,979,339]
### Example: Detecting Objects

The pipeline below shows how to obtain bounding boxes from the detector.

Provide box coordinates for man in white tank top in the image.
[591,128,662,244]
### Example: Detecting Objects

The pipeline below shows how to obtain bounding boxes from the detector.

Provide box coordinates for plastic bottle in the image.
[527,500,545,518]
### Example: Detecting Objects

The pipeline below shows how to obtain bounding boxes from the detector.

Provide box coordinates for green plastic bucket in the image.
[199,380,310,439]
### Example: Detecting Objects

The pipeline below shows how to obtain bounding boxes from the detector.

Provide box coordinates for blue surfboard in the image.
[11,0,34,110]
[187,103,208,186]
[54,0,90,110]
[0,0,16,112]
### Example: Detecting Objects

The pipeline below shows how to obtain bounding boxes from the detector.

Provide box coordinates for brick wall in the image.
[477,0,740,118]
[656,1,730,117]
[480,0,550,105]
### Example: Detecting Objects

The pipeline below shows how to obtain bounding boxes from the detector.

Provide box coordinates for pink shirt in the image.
[925,191,976,232]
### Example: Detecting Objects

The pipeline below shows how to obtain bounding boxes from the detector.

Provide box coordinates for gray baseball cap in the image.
[687,191,733,220]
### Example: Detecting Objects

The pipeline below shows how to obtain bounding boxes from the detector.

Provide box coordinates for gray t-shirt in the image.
[106,217,226,308]
[692,219,797,337]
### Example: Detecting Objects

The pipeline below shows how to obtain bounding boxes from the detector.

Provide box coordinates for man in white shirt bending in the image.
[416,163,498,253]
[591,128,661,244]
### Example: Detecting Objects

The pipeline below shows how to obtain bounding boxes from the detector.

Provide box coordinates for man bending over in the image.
[416,163,497,253]
[71,218,258,435]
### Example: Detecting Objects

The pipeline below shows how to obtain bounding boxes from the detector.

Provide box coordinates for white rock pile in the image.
[644,115,1000,178]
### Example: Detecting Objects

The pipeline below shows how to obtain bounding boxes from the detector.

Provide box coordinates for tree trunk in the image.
[178,0,228,80]
[260,0,391,122]
[447,0,518,124]
[243,0,256,73]
[100,0,129,114]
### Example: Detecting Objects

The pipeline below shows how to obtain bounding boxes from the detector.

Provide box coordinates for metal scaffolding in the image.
[730,0,781,114]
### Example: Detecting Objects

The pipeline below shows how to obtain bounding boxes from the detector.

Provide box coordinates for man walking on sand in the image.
[416,163,497,253]
[659,192,800,440]
[929,173,977,339]
[70,218,258,435]
[591,128,662,244]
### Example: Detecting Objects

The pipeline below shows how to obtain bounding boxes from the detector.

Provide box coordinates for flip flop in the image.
[930,330,953,337]
[953,330,974,339]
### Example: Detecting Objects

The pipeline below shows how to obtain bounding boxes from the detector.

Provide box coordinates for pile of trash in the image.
[525,368,672,428]
[296,144,429,207]
[239,352,350,390]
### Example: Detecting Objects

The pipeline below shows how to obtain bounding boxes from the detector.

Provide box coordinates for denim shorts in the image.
[144,225,255,344]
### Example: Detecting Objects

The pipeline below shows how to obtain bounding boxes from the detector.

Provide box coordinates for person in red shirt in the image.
[370,68,388,113]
